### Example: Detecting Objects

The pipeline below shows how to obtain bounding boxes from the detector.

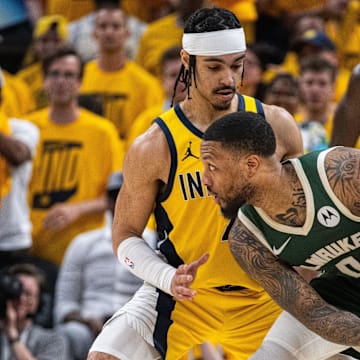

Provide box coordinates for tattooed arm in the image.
[229,217,360,346]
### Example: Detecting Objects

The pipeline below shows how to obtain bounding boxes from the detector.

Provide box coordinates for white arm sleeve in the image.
[117,236,176,295]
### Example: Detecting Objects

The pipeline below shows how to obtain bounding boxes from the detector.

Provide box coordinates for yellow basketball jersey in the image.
[154,94,265,290]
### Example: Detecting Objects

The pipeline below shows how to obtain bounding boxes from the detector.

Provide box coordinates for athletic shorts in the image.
[250,311,360,360]
[89,282,281,360]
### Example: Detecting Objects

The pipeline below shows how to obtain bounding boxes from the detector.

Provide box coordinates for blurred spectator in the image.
[121,0,171,23]
[135,0,211,78]
[126,45,185,149]
[46,0,94,21]
[26,48,124,266]
[330,62,360,148]
[240,44,267,99]
[213,0,258,43]
[0,263,68,360]
[0,0,43,74]
[54,171,157,360]
[17,15,69,111]
[295,55,337,153]
[324,0,360,71]
[263,72,300,116]
[80,4,163,142]
[68,0,147,62]
[1,69,35,117]
[276,28,350,102]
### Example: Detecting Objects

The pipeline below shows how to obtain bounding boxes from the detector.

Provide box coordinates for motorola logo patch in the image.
[317,206,340,227]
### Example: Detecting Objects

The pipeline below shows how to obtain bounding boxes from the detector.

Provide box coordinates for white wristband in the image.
[117,236,176,295]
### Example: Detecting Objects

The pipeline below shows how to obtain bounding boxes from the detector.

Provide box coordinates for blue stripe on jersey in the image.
[154,117,177,203]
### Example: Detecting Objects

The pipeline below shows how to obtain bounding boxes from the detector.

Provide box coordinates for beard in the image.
[220,195,247,219]
[220,183,255,219]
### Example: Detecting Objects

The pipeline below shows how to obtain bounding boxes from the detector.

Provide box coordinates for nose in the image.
[220,68,235,87]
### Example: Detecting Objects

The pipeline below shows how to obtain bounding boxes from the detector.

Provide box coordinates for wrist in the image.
[8,334,20,344]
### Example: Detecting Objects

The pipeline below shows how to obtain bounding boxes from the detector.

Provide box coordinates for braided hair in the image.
[173,8,243,105]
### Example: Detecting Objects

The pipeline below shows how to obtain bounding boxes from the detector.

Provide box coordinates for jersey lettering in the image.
[178,171,208,200]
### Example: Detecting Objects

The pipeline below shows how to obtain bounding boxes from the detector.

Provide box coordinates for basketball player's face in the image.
[194,52,245,111]
[201,140,253,219]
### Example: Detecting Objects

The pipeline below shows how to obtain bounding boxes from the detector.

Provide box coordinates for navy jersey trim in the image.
[154,117,177,203]
[174,104,203,138]
[237,93,245,111]
[255,98,265,117]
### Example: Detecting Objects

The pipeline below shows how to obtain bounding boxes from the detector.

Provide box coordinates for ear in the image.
[245,154,260,177]
[180,49,190,70]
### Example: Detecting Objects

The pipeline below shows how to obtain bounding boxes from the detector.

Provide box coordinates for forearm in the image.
[7,333,36,360]
[72,195,108,217]
[117,236,176,295]
[0,133,31,166]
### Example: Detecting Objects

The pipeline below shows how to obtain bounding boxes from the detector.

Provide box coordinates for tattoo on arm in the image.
[326,147,360,213]
[228,217,360,346]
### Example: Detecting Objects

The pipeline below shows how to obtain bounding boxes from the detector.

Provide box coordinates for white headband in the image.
[182,28,246,56]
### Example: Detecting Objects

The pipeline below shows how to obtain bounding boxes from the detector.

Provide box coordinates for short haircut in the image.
[203,111,276,157]
[7,263,47,293]
[299,55,337,83]
[42,47,84,79]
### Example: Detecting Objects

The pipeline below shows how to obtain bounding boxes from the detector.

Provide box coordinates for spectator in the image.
[240,44,267,99]
[135,0,210,78]
[17,14,69,111]
[0,0,43,74]
[295,55,337,153]
[54,171,157,360]
[1,69,35,117]
[26,48,124,267]
[80,4,163,142]
[126,45,186,149]
[263,72,300,116]
[68,0,148,62]
[0,263,68,360]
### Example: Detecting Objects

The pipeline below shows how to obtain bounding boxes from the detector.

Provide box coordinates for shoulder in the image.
[124,122,169,182]
[262,103,304,159]
[78,109,117,132]
[24,109,49,127]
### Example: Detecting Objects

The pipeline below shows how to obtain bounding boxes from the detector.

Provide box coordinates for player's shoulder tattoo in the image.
[325,147,360,213]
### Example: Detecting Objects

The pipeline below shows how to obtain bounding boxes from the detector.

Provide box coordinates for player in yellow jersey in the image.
[88,7,303,360]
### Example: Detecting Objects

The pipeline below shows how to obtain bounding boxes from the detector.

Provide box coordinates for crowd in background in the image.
[0,0,360,359]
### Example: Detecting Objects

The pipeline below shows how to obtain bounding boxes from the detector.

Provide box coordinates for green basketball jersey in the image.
[239,148,360,278]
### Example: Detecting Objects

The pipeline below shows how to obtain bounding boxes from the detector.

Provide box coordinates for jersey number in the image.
[336,256,360,278]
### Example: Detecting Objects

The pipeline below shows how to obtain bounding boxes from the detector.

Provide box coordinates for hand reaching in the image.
[171,253,209,301]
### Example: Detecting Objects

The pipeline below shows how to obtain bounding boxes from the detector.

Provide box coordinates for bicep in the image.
[112,135,165,248]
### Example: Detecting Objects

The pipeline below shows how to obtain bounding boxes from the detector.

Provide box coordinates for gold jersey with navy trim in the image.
[152,94,281,360]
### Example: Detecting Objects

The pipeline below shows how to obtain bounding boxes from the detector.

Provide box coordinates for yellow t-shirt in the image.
[81,60,163,141]
[126,103,164,150]
[136,13,183,78]
[27,108,124,265]
[17,62,47,111]
[3,70,35,117]
[46,0,93,21]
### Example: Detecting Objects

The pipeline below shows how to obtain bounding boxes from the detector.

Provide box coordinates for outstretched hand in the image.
[171,253,209,301]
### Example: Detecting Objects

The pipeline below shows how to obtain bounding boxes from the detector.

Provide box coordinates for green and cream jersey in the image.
[239,147,360,279]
